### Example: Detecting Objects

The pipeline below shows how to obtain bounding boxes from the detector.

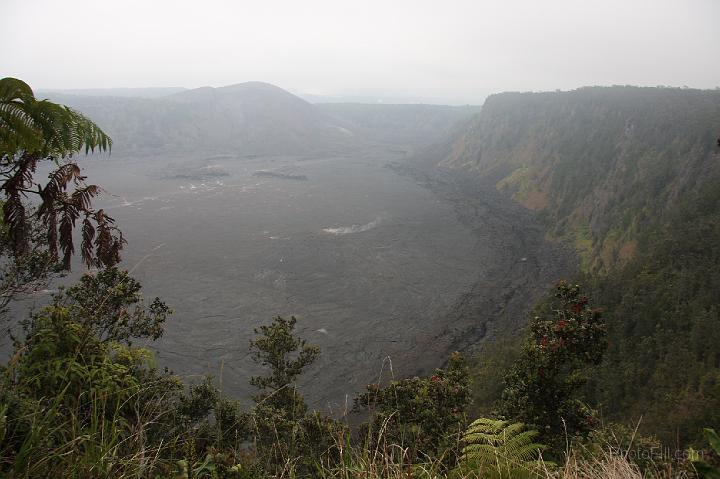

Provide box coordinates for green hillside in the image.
[442,86,720,272]
[590,177,720,444]
[441,86,720,443]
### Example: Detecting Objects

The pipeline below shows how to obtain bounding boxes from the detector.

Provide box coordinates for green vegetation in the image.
[0,267,705,477]
[0,269,181,477]
[0,77,123,332]
[448,86,720,448]
[444,86,720,272]
[500,282,606,447]
[0,270,473,477]
[588,176,720,445]
[689,428,720,479]
[0,77,121,271]
[2,80,719,477]
[248,315,343,476]
[457,418,547,478]
[353,352,471,467]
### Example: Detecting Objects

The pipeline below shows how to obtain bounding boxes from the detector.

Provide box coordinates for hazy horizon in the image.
[3,0,719,105]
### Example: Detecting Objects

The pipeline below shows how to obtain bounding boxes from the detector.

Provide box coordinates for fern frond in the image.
[0,78,112,159]
[459,417,547,477]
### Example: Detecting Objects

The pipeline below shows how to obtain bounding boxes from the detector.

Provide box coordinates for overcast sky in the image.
[2,0,718,104]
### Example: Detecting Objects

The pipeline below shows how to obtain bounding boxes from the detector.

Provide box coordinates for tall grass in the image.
[1,397,696,479]
[3,377,179,478]
[552,449,690,479]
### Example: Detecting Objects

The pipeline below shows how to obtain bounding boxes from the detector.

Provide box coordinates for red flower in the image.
[430,375,441,383]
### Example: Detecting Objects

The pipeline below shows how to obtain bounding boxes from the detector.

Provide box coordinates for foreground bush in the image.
[500,281,607,448]
[353,351,471,468]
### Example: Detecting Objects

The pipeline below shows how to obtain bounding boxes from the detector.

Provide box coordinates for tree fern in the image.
[0,77,111,157]
[0,77,122,270]
[458,418,548,478]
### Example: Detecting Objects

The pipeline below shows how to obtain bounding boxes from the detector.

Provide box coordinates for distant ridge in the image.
[44,82,356,156]
[317,102,481,148]
[37,87,187,99]
[42,82,478,156]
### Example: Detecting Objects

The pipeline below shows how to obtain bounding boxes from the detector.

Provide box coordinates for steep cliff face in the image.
[441,87,720,271]
[438,87,720,443]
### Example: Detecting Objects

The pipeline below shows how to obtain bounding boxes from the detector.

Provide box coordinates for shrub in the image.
[500,281,607,447]
[354,352,471,466]
[248,315,346,476]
